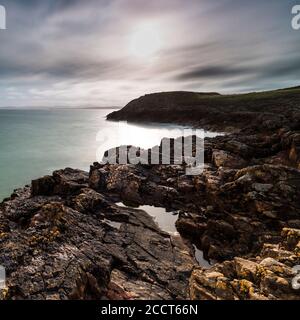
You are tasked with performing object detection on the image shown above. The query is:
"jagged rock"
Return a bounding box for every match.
[89,163,109,190]
[0,175,195,300]
[223,140,253,158]
[212,150,247,168]
[31,175,55,196]
[2,119,300,300]
[190,227,300,300]
[32,168,89,197]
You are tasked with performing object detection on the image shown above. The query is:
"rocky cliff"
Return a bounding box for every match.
[107,87,300,132]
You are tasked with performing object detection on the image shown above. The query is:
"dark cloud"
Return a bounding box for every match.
[1,0,82,10]
[175,54,300,83]
[0,55,123,80]
[262,56,300,79]
[176,65,254,81]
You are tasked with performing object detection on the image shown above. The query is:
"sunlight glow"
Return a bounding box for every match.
[128,23,163,60]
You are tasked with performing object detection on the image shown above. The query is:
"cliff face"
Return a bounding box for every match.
[0,119,300,300]
[107,87,300,132]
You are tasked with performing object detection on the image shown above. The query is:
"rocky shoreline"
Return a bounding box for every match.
[107,88,300,133]
[1,89,300,300]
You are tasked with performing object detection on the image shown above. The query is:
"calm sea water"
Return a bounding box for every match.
[0,109,221,201]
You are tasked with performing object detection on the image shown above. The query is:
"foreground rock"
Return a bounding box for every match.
[190,228,300,300]
[0,169,195,300]
[89,127,300,264]
[1,112,300,299]
[89,124,300,299]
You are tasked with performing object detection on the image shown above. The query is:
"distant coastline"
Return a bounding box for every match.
[107,86,300,132]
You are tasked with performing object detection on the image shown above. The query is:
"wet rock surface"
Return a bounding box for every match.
[1,96,300,299]
[0,169,195,300]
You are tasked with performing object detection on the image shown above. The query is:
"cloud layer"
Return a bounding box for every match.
[0,0,299,107]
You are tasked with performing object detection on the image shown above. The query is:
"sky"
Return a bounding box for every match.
[0,0,299,108]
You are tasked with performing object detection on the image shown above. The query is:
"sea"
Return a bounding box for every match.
[0,108,222,267]
[0,108,220,200]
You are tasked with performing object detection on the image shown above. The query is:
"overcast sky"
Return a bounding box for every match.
[0,0,299,107]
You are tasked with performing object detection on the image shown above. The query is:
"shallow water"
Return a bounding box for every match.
[0,109,222,200]
[142,205,211,267]
[193,245,211,268]
[139,205,179,235]
[117,202,211,268]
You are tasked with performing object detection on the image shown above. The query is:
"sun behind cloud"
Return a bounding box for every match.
[128,22,164,60]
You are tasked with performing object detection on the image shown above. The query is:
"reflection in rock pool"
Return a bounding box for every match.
[193,245,211,269]
[116,203,178,234]
[116,202,211,268]
[103,219,122,230]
